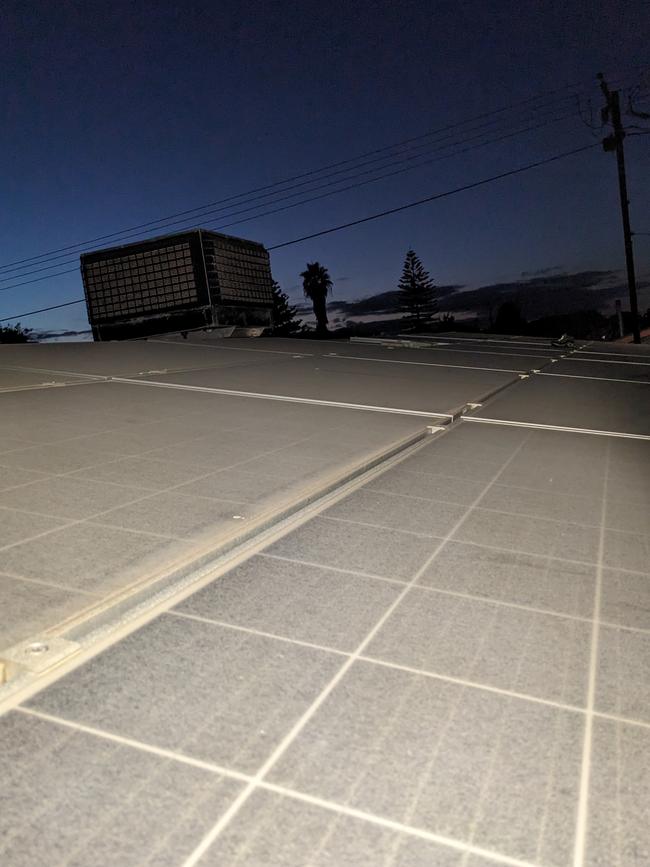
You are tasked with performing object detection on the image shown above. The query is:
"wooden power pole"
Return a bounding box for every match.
[598,73,641,344]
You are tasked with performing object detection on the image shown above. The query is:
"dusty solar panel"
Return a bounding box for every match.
[1,333,649,867]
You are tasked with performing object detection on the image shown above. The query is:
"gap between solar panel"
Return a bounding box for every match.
[0,421,450,701]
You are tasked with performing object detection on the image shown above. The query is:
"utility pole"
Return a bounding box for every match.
[615,298,624,338]
[598,73,641,343]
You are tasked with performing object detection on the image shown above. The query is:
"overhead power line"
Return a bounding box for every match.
[0,109,578,289]
[207,113,578,237]
[0,267,80,292]
[0,97,583,279]
[267,143,599,249]
[2,102,582,280]
[1,106,576,283]
[3,71,639,275]
[2,65,645,284]
[0,141,598,323]
[0,299,86,323]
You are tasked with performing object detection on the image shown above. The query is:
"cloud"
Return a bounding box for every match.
[443,270,621,319]
[521,265,564,277]
[33,328,93,342]
[325,285,464,316]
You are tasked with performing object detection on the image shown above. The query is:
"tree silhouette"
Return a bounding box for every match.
[494,301,527,334]
[301,262,332,337]
[0,323,32,343]
[398,249,437,325]
[271,280,301,336]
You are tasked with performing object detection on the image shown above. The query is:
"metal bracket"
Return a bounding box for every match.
[1,636,80,681]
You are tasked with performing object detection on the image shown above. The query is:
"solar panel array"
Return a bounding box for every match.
[82,241,200,322]
[0,333,648,867]
[202,234,274,306]
[80,231,274,337]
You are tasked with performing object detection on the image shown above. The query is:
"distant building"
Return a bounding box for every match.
[80,229,274,340]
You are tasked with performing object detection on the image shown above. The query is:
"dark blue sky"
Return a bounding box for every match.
[2,0,649,332]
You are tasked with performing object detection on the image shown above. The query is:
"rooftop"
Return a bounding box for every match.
[1,332,649,867]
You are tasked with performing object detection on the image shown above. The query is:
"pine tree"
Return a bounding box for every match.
[271,280,301,336]
[398,249,437,325]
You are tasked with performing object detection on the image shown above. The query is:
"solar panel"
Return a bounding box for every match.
[1,333,649,866]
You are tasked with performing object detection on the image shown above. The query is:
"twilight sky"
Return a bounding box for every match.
[1,0,649,333]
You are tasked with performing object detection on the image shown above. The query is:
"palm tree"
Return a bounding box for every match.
[301,262,332,337]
